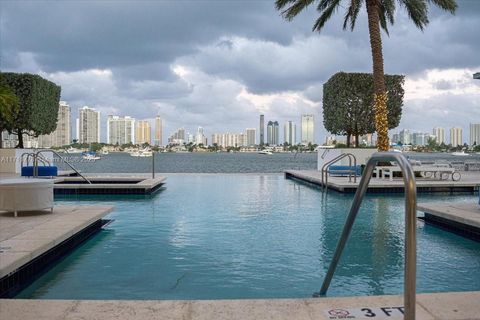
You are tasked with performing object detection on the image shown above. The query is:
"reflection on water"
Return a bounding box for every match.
[17,175,480,300]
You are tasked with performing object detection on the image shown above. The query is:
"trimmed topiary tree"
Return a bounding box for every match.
[1,73,61,148]
[323,72,404,147]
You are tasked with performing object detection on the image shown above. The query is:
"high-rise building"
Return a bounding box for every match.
[259,115,265,145]
[470,123,480,146]
[38,101,71,147]
[245,128,256,146]
[392,133,400,144]
[107,115,135,145]
[135,120,151,145]
[77,106,100,143]
[432,127,446,145]
[450,127,463,147]
[301,114,315,144]
[412,132,428,146]
[399,129,411,145]
[195,127,207,145]
[284,121,296,145]
[154,116,162,146]
[168,128,186,145]
[211,133,245,147]
[266,121,279,145]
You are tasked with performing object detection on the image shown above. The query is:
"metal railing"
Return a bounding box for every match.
[316,152,417,320]
[34,149,91,184]
[21,152,50,168]
[321,153,357,190]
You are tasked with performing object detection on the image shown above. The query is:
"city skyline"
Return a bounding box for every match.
[1,2,478,147]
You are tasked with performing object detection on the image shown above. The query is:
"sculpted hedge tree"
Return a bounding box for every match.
[323,72,404,147]
[276,0,457,151]
[1,73,61,148]
[0,77,20,148]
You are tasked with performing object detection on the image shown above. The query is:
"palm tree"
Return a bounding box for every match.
[0,83,20,148]
[276,0,457,151]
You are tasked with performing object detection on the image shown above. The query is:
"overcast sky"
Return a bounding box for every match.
[1,0,479,144]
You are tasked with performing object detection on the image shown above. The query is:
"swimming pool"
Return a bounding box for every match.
[18,174,480,300]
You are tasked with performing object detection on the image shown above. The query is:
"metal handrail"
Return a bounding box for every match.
[21,152,50,167]
[35,149,91,184]
[321,153,357,190]
[317,152,417,320]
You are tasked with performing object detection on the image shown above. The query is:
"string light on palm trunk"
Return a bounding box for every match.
[374,92,390,151]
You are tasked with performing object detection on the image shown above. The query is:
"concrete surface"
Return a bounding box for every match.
[0,205,113,278]
[285,170,480,192]
[1,291,480,319]
[418,202,480,229]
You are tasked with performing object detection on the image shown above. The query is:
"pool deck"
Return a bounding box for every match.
[0,173,167,195]
[285,170,480,193]
[52,176,167,195]
[1,291,480,319]
[0,205,113,296]
[418,202,480,240]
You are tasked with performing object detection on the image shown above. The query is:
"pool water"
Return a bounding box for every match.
[18,174,480,299]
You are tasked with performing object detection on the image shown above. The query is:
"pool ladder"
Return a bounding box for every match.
[21,149,92,184]
[321,153,357,191]
[317,152,417,320]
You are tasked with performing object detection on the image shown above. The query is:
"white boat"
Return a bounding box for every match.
[101,150,109,155]
[130,148,153,157]
[258,150,273,155]
[65,147,83,154]
[82,152,101,160]
[451,151,470,156]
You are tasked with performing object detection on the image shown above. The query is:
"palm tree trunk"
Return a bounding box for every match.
[366,0,389,151]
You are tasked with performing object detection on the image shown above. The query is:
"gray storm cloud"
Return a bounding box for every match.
[1,0,479,142]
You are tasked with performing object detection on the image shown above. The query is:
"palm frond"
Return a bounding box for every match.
[275,0,297,10]
[313,0,342,32]
[378,0,396,35]
[378,8,390,35]
[382,0,396,25]
[276,0,317,21]
[398,0,429,30]
[427,0,457,13]
[343,0,363,31]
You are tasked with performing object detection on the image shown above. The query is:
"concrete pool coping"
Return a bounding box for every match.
[418,202,480,240]
[1,291,480,319]
[285,170,480,193]
[0,205,113,280]
[52,176,166,195]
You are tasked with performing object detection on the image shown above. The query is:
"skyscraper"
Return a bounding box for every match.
[432,127,445,145]
[259,115,265,145]
[107,115,135,145]
[450,127,463,147]
[211,133,246,147]
[154,116,163,146]
[412,132,428,146]
[266,121,279,145]
[77,106,100,143]
[135,120,151,145]
[195,127,207,145]
[301,114,314,144]
[470,123,480,146]
[245,128,256,146]
[399,129,411,145]
[284,121,296,145]
[38,101,71,147]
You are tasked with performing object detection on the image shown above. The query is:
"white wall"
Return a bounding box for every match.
[317,148,377,170]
